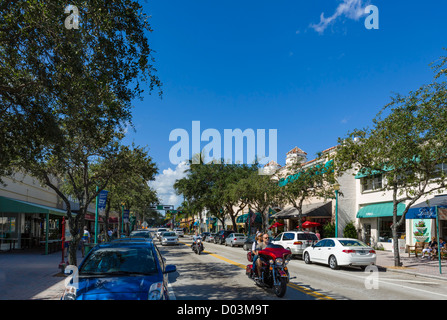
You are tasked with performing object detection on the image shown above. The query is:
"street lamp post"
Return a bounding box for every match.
[333,183,340,238]
[121,202,125,237]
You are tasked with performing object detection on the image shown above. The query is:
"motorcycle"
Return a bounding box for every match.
[192,238,204,255]
[246,243,292,298]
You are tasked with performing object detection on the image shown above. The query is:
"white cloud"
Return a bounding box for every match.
[149,161,189,209]
[310,0,369,34]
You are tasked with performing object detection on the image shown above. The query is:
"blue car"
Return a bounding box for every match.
[62,239,176,300]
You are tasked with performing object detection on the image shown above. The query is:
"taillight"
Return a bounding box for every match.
[369,250,376,254]
[293,241,303,245]
[343,250,355,254]
[234,238,237,241]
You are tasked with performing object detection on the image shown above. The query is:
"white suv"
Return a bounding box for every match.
[272,231,319,257]
[174,228,184,237]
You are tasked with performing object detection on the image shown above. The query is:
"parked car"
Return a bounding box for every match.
[225,233,247,247]
[174,228,184,237]
[201,232,211,241]
[61,239,176,300]
[303,238,376,270]
[206,233,216,242]
[129,229,153,240]
[161,231,179,246]
[156,228,168,240]
[271,231,319,257]
[214,230,235,244]
[243,234,257,251]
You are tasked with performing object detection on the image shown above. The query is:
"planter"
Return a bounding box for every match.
[416,227,427,233]
[414,236,428,242]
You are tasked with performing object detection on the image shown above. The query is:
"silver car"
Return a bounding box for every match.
[174,228,184,237]
[161,232,179,246]
[225,233,247,247]
[156,228,168,240]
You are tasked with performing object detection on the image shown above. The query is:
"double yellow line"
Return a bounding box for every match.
[181,241,335,300]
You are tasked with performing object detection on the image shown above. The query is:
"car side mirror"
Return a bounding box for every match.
[164,264,176,274]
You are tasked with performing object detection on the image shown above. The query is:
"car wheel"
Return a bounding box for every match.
[304,252,311,264]
[329,255,339,270]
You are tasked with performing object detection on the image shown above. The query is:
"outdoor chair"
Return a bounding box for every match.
[408,242,426,258]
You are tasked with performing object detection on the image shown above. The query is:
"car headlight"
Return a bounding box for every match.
[148,282,163,300]
[62,285,77,300]
[275,258,284,266]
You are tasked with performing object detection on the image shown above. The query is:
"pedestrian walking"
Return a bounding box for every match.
[80,226,90,258]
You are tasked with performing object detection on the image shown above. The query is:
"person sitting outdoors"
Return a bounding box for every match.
[422,237,438,259]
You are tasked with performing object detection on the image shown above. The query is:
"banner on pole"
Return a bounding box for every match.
[97,190,108,217]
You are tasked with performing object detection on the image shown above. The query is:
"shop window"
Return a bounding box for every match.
[361,174,382,192]
[378,217,405,242]
[430,163,447,180]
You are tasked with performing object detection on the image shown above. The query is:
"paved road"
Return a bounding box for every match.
[161,236,447,300]
[3,233,447,300]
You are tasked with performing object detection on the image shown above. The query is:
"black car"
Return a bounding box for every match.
[213,230,235,245]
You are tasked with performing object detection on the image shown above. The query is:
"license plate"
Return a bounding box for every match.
[358,250,367,255]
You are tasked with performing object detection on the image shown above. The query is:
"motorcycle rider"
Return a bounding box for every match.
[192,232,203,251]
[251,233,263,278]
[255,233,270,279]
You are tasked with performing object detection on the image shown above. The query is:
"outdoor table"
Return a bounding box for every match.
[40,240,62,254]
[1,238,19,251]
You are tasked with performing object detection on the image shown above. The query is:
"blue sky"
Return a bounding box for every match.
[123,0,447,207]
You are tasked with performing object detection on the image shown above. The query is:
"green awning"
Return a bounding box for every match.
[279,159,334,187]
[356,202,405,218]
[236,212,262,223]
[0,196,67,216]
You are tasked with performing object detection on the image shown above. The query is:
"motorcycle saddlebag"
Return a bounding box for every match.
[247,251,253,262]
[246,264,253,276]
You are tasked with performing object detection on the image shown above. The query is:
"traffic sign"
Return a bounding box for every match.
[149,205,174,210]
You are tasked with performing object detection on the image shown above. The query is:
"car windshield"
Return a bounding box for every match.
[163,232,176,237]
[130,231,151,238]
[338,240,368,247]
[79,247,158,275]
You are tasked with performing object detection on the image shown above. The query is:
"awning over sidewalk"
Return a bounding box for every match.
[405,195,447,219]
[0,196,67,216]
[272,202,332,219]
[356,202,404,218]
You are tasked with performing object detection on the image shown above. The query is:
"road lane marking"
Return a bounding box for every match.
[180,241,335,300]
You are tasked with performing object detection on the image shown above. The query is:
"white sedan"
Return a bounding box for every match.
[303,238,376,270]
[161,232,179,246]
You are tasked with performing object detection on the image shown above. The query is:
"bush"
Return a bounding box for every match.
[343,221,357,239]
[323,223,335,238]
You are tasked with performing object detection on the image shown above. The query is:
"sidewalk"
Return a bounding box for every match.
[375,250,447,281]
[2,248,447,300]
[0,248,81,300]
